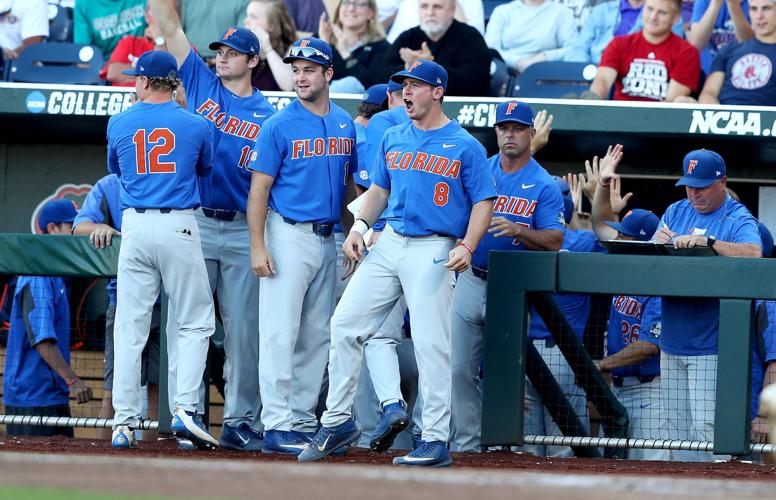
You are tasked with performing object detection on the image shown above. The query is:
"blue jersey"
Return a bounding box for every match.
[692,0,749,73]
[249,99,357,224]
[529,229,604,340]
[659,196,761,355]
[107,101,213,210]
[3,276,70,407]
[607,295,661,378]
[361,106,409,186]
[73,174,122,305]
[180,48,276,211]
[355,122,370,189]
[472,155,564,270]
[371,120,497,238]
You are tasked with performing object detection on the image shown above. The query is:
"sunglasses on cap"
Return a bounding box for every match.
[288,46,331,62]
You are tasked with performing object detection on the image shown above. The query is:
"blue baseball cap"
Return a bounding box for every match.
[387,79,403,93]
[494,100,534,126]
[283,37,333,66]
[362,83,389,106]
[605,209,660,241]
[38,199,77,232]
[562,196,573,225]
[209,26,260,55]
[675,149,726,188]
[554,176,570,197]
[759,222,773,258]
[390,60,448,91]
[122,50,179,78]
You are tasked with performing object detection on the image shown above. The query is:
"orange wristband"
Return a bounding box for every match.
[67,377,77,387]
[458,241,473,255]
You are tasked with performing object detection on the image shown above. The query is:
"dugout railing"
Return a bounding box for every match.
[482,250,776,457]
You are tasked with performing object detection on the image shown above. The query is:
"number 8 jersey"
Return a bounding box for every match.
[107,100,213,210]
[371,119,497,238]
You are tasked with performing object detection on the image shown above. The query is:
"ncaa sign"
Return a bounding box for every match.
[25,91,47,113]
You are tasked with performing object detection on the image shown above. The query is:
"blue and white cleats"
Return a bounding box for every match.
[297,419,360,462]
[262,430,309,456]
[170,407,219,450]
[220,422,263,452]
[393,440,452,467]
[369,402,410,452]
[111,425,136,449]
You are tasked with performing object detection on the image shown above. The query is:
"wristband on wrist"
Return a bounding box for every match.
[351,219,369,236]
[458,241,474,255]
[67,377,78,387]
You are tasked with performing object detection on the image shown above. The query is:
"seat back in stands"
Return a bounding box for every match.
[510,61,598,98]
[483,0,509,23]
[48,2,74,43]
[8,43,104,85]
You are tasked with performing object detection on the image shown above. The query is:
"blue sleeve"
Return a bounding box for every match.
[355,139,371,188]
[691,0,709,23]
[349,125,358,176]
[73,182,108,229]
[763,301,776,362]
[178,48,218,102]
[460,140,497,204]
[533,183,564,231]
[247,119,283,178]
[370,134,391,190]
[731,213,763,247]
[710,42,733,74]
[195,120,214,178]
[22,278,58,346]
[655,205,674,239]
[640,297,662,347]
[364,114,393,177]
[107,120,120,175]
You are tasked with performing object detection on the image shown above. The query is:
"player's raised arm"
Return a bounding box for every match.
[148,0,190,67]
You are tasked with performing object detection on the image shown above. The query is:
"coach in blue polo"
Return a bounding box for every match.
[653,149,761,462]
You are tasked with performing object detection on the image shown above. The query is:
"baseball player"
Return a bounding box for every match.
[73,174,163,443]
[247,37,358,455]
[450,100,565,453]
[3,200,93,437]
[652,149,761,461]
[299,60,497,467]
[150,0,275,451]
[108,50,218,450]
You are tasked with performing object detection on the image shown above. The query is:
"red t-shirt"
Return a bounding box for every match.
[600,32,701,101]
[100,36,153,86]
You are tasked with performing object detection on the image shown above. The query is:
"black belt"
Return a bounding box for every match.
[471,266,488,281]
[612,375,656,387]
[135,208,173,213]
[202,207,238,221]
[282,217,334,237]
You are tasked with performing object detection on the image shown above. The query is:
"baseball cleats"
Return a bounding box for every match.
[170,407,219,450]
[220,422,263,452]
[111,425,136,449]
[369,401,410,453]
[176,437,197,451]
[262,430,309,456]
[393,440,452,467]
[298,419,360,463]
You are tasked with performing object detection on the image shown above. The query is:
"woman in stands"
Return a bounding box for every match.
[244,0,296,91]
[318,0,390,93]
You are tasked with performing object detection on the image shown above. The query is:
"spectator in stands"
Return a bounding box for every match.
[100,1,171,86]
[653,149,761,461]
[680,0,776,105]
[72,174,161,442]
[554,0,593,31]
[568,0,688,65]
[244,0,295,91]
[0,0,48,61]
[688,0,753,73]
[380,0,491,96]
[284,0,327,37]
[74,0,147,61]
[319,0,391,92]
[588,0,701,101]
[181,0,250,66]
[3,200,93,437]
[485,0,580,74]
[386,0,484,42]
[589,144,668,461]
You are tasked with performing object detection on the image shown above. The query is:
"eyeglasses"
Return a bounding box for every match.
[341,0,370,8]
[288,46,331,62]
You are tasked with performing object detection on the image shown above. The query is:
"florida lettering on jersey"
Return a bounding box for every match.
[291,137,354,159]
[612,295,643,320]
[195,98,261,141]
[493,195,538,219]
[607,295,661,378]
[384,150,461,179]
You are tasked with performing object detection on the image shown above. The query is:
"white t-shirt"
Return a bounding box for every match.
[377,0,403,21]
[0,0,49,51]
[386,0,485,43]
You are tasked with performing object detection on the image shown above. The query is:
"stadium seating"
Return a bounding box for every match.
[48,2,74,43]
[8,43,104,85]
[483,0,509,23]
[510,61,598,99]
[489,58,512,97]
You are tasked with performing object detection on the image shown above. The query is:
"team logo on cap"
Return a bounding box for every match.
[623,210,633,219]
[299,39,310,48]
[408,60,423,72]
[505,102,518,115]
[223,28,237,40]
[687,159,699,174]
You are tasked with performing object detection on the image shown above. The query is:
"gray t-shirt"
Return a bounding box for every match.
[182,0,250,59]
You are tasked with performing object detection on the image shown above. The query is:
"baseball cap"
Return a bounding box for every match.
[675,149,726,188]
[38,199,77,233]
[759,222,773,258]
[209,26,260,55]
[604,209,660,241]
[562,196,574,225]
[283,37,332,66]
[122,50,179,78]
[362,83,389,106]
[494,100,534,127]
[387,79,403,94]
[554,176,571,197]
[390,60,448,91]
